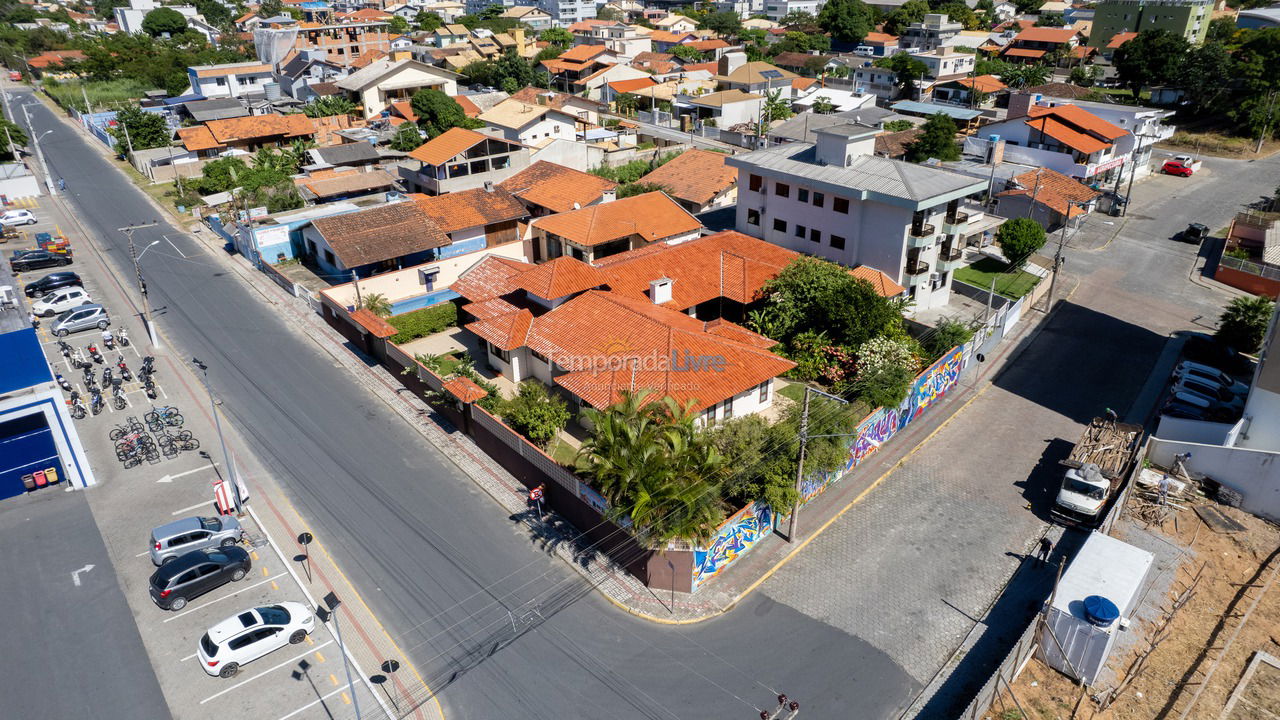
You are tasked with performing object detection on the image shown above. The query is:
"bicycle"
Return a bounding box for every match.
[108,417,146,442]
[145,406,183,432]
[156,427,200,455]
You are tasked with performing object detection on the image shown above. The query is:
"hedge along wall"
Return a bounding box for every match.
[385,302,458,344]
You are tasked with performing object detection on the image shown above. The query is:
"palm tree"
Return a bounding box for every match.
[578,391,726,546]
[762,88,792,124]
[359,292,393,318]
[1216,295,1275,353]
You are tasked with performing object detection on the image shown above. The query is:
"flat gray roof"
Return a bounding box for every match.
[728,142,987,207]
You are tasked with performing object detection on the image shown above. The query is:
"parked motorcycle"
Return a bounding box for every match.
[111,383,126,410]
[55,373,72,392]
[71,347,89,369]
[58,340,72,359]
[102,366,114,388]
[68,391,86,420]
[81,365,95,388]
[101,329,115,351]
[117,327,130,347]
[88,342,103,364]
[140,355,155,377]
[116,356,132,383]
[89,388,104,416]
[142,375,157,400]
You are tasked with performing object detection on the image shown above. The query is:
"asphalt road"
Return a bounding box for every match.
[13,90,918,718]
[0,492,172,720]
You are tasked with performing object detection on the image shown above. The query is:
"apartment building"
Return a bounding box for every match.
[254,18,392,67]
[980,96,1134,184]
[763,0,823,22]
[537,0,596,26]
[899,13,962,52]
[1089,0,1211,48]
[402,127,531,194]
[727,124,988,310]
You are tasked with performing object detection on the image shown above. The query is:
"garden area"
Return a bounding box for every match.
[953,257,1042,299]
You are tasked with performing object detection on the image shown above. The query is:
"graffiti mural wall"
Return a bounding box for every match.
[799,345,967,505]
[690,501,774,591]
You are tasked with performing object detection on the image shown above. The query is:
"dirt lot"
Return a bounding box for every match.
[987,484,1280,720]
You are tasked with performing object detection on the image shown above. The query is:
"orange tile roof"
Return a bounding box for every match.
[301,169,397,198]
[559,44,609,63]
[1027,104,1126,140]
[863,32,897,44]
[593,230,796,310]
[351,49,389,68]
[689,39,729,51]
[235,11,257,23]
[442,376,489,402]
[452,94,481,117]
[340,8,391,20]
[511,256,607,299]
[791,77,817,91]
[567,18,612,32]
[1106,31,1137,49]
[682,61,718,74]
[636,149,736,207]
[541,58,592,73]
[956,74,1006,93]
[1013,26,1079,44]
[849,266,905,298]
[498,160,617,214]
[178,125,222,152]
[608,76,658,94]
[532,192,701,248]
[526,291,794,412]
[462,296,523,320]
[194,62,272,78]
[1003,47,1047,58]
[26,50,86,68]
[408,127,498,166]
[351,308,398,338]
[1027,115,1111,154]
[452,255,535,301]
[205,113,316,143]
[390,100,416,122]
[650,30,695,43]
[998,167,1100,217]
[412,187,527,233]
[1069,45,1095,58]
[311,202,450,268]
[468,307,534,351]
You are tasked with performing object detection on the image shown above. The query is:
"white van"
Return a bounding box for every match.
[854,45,876,56]
[31,285,92,317]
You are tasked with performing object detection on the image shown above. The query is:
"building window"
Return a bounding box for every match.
[812,191,824,208]
[773,218,787,233]
[833,196,849,214]
[775,182,790,198]
[324,249,335,265]
[703,404,717,425]
[810,228,821,243]
[798,188,809,203]
[747,208,761,226]
[794,223,806,238]
[489,342,509,362]
[722,396,734,419]
[758,381,769,403]
[830,234,846,250]
[748,174,763,191]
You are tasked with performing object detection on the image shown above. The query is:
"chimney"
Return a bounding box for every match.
[649,277,673,304]
[813,125,877,167]
[537,92,551,106]
[513,27,525,47]
[484,180,495,192]
[600,188,616,203]
[718,51,746,76]
[1007,91,1034,119]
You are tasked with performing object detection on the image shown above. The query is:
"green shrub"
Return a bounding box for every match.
[386,302,458,343]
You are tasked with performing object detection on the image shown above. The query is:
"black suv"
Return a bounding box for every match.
[10,249,71,273]
[148,546,252,611]
[23,271,82,298]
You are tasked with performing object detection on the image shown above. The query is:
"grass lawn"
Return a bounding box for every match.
[779,382,805,404]
[953,257,1041,300]
[545,436,579,468]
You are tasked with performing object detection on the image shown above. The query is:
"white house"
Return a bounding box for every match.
[335,57,459,118]
[727,124,991,311]
[763,0,823,21]
[477,97,578,144]
[187,61,276,99]
[977,95,1134,185]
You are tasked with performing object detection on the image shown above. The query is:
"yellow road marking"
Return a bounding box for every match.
[261,567,269,577]
[306,636,315,646]
[330,674,339,686]
[341,693,351,705]
[314,651,325,663]
[278,496,442,718]
[271,581,279,591]
[251,551,259,561]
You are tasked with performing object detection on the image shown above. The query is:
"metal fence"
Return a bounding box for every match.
[1219,254,1280,281]
[471,407,580,497]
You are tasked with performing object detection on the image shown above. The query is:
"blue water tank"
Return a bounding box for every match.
[1083,595,1120,627]
[988,134,1001,143]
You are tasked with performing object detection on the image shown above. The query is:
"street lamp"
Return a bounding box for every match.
[118,222,159,347]
[191,357,245,515]
[20,102,55,197]
[787,385,851,543]
[317,592,362,720]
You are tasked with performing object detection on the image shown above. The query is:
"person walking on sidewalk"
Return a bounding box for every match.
[1036,536,1053,567]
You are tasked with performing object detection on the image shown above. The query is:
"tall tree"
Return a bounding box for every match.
[1113,28,1191,97]
[1216,295,1275,353]
[701,9,742,36]
[0,118,28,161]
[939,2,981,30]
[110,105,170,152]
[748,256,904,352]
[1178,43,1234,115]
[995,217,1047,266]
[538,27,573,46]
[882,0,928,35]
[193,0,230,27]
[141,7,188,36]
[671,43,703,62]
[409,88,474,137]
[875,51,929,98]
[904,113,961,162]
[415,10,442,31]
[779,9,816,25]
[389,121,424,151]
[817,0,872,43]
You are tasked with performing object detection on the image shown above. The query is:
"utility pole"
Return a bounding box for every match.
[787,385,849,543]
[1120,132,1157,218]
[121,118,134,156]
[1045,200,1078,312]
[20,102,56,197]
[193,357,246,514]
[1256,90,1277,154]
[351,270,363,308]
[80,83,91,115]
[119,222,159,347]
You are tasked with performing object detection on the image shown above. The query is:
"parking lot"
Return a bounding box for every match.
[9,196,383,720]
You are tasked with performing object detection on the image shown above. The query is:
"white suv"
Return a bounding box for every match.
[0,209,37,226]
[198,603,315,678]
[31,285,92,317]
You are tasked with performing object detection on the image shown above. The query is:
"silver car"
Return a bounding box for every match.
[50,303,109,336]
[150,515,244,566]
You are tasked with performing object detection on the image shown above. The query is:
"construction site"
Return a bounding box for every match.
[983,454,1280,720]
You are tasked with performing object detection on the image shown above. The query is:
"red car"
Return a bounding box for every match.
[1162,160,1194,177]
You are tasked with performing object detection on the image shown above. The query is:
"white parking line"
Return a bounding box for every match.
[198,640,335,705]
[181,652,198,662]
[275,685,348,720]
[171,500,212,516]
[135,550,151,558]
[162,574,283,623]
